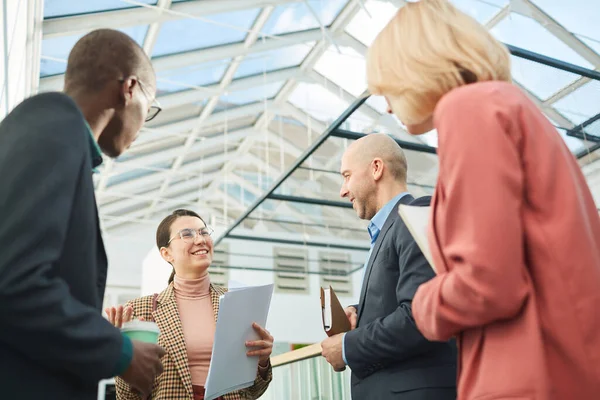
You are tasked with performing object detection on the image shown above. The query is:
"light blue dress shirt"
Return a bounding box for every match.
[341,192,409,365]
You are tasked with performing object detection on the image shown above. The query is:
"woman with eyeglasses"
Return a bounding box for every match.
[367,0,600,399]
[105,209,273,400]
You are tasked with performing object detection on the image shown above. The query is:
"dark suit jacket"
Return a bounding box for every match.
[0,93,124,399]
[345,195,457,400]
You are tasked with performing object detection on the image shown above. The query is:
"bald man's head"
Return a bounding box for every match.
[64,29,155,95]
[340,133,409,220]
[64,29,158,158]
[346,133,408,182]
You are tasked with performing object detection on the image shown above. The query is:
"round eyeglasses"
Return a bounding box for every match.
[167,227,214,245]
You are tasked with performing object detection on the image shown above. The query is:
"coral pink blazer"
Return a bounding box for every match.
[413,81,600,400]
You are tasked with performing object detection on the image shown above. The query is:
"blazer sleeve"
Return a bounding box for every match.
[115,302,144,400]
[236,361,273,399]
[413,87,529,342]
[344,204,440,378]
[0,99,123,383]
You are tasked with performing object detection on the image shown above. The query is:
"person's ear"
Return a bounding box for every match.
[160,246,173,264]
[372,158,384,181]
[119,77,137,106]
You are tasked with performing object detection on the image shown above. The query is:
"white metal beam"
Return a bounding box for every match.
[142,0,172,56]
[100,173,219,215]
[42,0,301,38]
[143,6,276,217]
[150,101,276,134]
[513,0,600,69]
[109,127,251,172]
[38,28,346,92]
[0,0,42,119]
[203,0,364,200]
[103,152,229,194]
[159,67,305,110]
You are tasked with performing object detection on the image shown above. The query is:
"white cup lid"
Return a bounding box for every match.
[121,320,160,334]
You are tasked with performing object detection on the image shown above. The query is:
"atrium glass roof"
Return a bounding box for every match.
[35,0,600,238]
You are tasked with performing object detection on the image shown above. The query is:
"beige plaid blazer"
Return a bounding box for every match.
[115,283,272,399]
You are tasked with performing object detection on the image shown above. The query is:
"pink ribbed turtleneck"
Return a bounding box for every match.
[173,273,215,386]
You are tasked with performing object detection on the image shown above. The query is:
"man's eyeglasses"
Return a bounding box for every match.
[167,227,214,245]
[137,79,162,122]
[118,77,162,122]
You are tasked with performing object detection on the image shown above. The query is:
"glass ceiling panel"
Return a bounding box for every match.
[345,0,397,46]
[531,0,600,45]
[580,36,600,55]
[215,81,284,113]
[289,82,350,124]
[366,95,387,114]
[450,0,506,24]
[314,46,366,97]
[556,126,586,154]
[156,59,230,95]
[261,0,348,36]
[511,56,580,100]
[40,25,148,77]
[44,0,157,18]
[234,43,313,79]
[491,13,593,69]
[152,8,260,57]
[553,80,600,125]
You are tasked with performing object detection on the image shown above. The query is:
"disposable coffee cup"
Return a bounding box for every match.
[121,320,160,344]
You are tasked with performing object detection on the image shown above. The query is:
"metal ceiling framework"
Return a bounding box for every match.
[28,0,600,241]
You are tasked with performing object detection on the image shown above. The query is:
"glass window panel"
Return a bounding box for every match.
[510,56,580,100]
[314,46,366,97]
[366,95,387,114]
[579,36,600,56]
[234,43,313,79]
[215,81,284,112]
[556,126,586,153]
[261,0,347,36]
[553,80,600,125]
[152,9,260,57]
[156,59,230,95]
[491,13,593,69]
[289,83,373,132]
[44,0,157,18]
[289,82,350,123]
[450,0,505,24]
[345,1,397,46]
[305,0,348,26]
[530,0,600,44]
[40,25,148,77]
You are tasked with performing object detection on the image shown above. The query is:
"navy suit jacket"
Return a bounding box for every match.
[345,195,457,399]
[0,93,124,399]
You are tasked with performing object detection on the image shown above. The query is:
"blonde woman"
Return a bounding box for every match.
[366,1,600,399]
[106,209,273,400]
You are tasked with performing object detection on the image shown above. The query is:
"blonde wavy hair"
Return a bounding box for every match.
[367,0,511,125]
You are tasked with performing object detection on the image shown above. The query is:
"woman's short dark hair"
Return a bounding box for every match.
[156,209,206,284]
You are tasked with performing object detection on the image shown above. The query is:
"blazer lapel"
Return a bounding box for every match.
[152,284,193,398]
[357,195,414,322]
[209,284,226,323]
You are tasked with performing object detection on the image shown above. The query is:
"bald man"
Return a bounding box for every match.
[321,134,457,400]
[0,29,164,399]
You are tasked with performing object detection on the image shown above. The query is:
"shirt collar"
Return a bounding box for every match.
[85,121,103,172]
[367,192,410,244]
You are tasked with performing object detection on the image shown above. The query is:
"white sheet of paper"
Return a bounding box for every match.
[397,204,437,273]
[227,280,249,291]
[204,284,274,400]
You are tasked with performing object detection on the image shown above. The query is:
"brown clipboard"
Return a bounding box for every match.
[320,286,351,337]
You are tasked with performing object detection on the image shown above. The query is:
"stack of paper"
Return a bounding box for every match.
[204,284,274,400]
[397,204,437,273]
